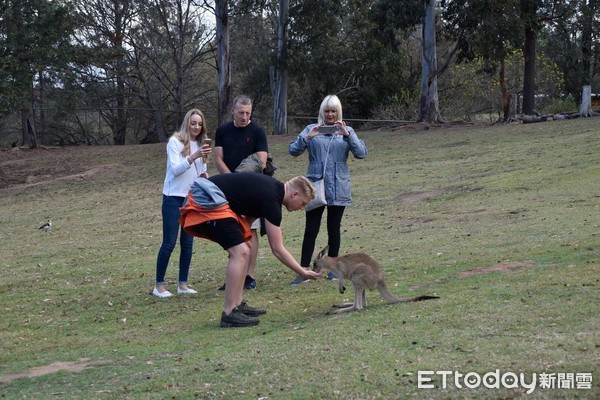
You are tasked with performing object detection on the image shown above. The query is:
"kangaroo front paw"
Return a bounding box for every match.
[339,286,346,294]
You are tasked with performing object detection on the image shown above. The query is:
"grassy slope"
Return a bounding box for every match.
[0,119,598,399]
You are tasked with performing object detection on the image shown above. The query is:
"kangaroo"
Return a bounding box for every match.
[312,246,439,313]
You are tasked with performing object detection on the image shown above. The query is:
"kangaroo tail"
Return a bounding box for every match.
[377,281,403,303]
[394,295,440,303]
[378,281,440,303]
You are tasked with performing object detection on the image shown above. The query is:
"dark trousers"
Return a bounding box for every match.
[300,205,346,267]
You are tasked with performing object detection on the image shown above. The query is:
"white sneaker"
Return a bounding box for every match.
[177,287,198,295]
[153,287,173,298]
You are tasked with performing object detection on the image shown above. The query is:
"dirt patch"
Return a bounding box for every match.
[21,163,122,188]
[0,358,111,383]
[399,186,462,203]
[0,146,124,191]
[458,261,536,278]
[411,261,536,290]
[400,189,450,203]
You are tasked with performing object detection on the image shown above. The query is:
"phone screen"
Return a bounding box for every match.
[319,126,336,134]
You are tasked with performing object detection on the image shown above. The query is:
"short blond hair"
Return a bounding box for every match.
[317,95,343,125]
[288,176,316,200]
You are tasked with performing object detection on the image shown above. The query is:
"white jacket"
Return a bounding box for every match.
[162,136,207,197]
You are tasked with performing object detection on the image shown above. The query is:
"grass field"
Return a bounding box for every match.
[0,118,598,399]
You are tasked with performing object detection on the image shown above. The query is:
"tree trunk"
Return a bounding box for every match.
[154,108,167,142]
[112,5,128,145]
[271,0,289,135]
[418,0,443,123]
[499,59,509,120]
[147,84,167,142]
[38,70,48,146]
[580,0,595,87]
[21,105,38,148]
[114,76,127,145]
[579,85,595,117]
[216,0,232,127]
[522,23,537,115]
[508,93,518,121]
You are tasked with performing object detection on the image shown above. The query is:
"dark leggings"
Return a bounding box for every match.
[300,205,346,267]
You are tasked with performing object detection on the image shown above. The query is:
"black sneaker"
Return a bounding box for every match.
[244,275,257,289]
[220,308,260,328]
[237,301,267,317]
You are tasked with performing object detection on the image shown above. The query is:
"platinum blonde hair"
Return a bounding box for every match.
[317,95,343,125]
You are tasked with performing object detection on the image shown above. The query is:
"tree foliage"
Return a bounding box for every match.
[0,0,77,146]
[0,0,598,147]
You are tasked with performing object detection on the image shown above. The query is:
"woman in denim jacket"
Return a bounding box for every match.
[288,95,367,284]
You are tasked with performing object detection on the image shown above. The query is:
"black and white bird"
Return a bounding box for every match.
[38,219,52,233]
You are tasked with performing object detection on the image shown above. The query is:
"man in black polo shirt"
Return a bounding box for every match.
[180,173,322,327]
[214,95,269,290]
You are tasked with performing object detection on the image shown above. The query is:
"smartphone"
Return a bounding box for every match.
[201,138,211,160]
[319,125,337,134]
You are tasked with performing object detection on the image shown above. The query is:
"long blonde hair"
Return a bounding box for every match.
[173,108,208,156]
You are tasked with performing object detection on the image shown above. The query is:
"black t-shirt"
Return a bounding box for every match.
[209,173,285,227]
[214,121,269,171]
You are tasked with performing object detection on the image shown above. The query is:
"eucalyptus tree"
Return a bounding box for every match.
[0,0,77,147]
[271,0,289,135]
[74,0,137,145]
[519,0,576,115]
[442,0,523,121]
[203,0,269,125]
[577,0,599,116]
[213,0,232,125]
[228,4,274,112]
[579,0,598,88]
[370,0,446,123]
[286,0,348,111]
[418,0,443,122]
[539,0,599,103]
[129,0,215,141]
[285,0,382,118]
[225,0,384,130]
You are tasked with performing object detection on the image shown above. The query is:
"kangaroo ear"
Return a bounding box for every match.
[317,245,329,259]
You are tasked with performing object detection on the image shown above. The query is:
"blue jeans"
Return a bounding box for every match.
[156,195,194,285]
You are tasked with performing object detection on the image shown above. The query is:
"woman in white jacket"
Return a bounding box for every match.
[154,109,212,298]
[288,95,367,284]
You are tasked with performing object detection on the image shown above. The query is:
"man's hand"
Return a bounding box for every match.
[301,268,322,280]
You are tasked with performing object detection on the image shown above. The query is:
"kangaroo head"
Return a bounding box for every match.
[312,245,330,272]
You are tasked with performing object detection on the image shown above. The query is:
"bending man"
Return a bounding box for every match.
[180,173,322,327]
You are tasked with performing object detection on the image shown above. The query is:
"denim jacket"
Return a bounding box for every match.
[288,124,367,206]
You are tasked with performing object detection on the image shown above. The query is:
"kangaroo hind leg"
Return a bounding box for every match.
[354,288,367,310]
[331,284,361,314]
